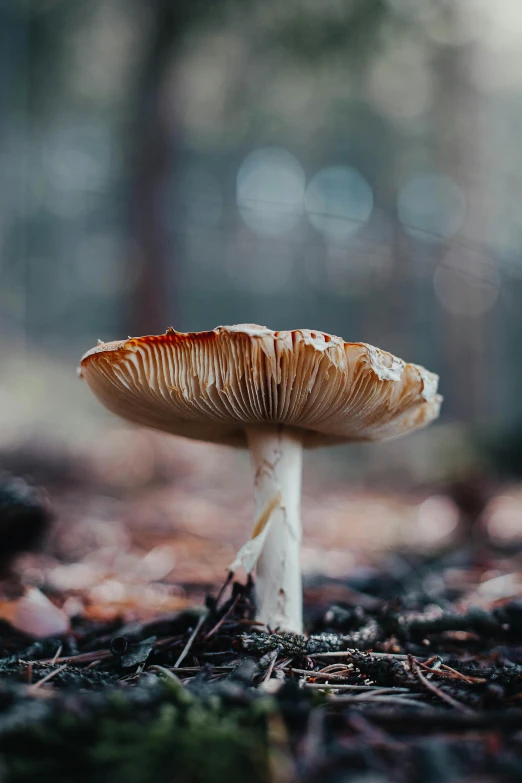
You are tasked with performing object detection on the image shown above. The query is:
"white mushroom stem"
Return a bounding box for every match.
[246,425,304,635]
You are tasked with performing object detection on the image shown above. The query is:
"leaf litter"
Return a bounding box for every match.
[1,472,522,780]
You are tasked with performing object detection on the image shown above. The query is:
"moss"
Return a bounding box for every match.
[0,680,273,783]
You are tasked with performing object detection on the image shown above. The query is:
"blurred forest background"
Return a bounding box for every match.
[2,0,522,606]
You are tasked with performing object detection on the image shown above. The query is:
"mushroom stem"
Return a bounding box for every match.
[246,425,303,635]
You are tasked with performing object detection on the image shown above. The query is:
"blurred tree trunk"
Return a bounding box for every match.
[128,1,183,336]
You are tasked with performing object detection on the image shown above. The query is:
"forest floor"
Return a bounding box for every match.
[1,547,522,781]
[0,462,522,782]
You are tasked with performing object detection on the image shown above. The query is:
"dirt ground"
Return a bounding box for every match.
[0,433,522,782]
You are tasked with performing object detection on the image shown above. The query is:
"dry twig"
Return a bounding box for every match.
[174,614,208,668]
[28,664,69,693]
[409,656,474,714]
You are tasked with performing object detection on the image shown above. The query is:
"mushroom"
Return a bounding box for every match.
[79,325,441,635]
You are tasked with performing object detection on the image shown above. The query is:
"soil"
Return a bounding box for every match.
[1,472,522,782]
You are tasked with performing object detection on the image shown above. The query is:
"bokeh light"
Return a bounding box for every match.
[367,45,432,122]
[237,148,305,236]
[416,495,459,542]
[433,248,500,317]
[305,166,373,242]
[42,123,114,219]
[397,173,466,242]
[484,493,522,544]
[46,124,113,194]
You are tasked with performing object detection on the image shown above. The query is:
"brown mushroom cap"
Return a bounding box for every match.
[79,324,442,448]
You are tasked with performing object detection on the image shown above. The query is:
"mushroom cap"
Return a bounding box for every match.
[79,324,442,448]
